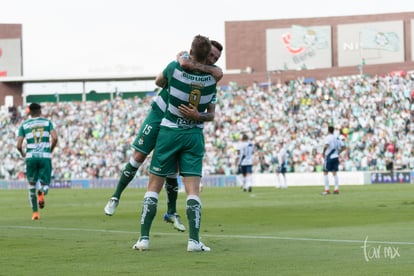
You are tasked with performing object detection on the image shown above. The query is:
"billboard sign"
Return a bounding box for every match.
[337,21,404,67]
[0,38,22,77]
[371,172,411,184]
[412,19,414,61]
[266,25,332,71]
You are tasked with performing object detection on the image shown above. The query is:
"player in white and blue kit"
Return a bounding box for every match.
[276,141,288,189]
[322,126,346,195]
[237,134,254,192]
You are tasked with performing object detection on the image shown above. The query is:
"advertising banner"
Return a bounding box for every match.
[266,25,332,71]
[0,38,22,77]
[337,21,404,67]
[370,172,411,184]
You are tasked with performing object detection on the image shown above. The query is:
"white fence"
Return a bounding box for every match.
[1,171,412,190]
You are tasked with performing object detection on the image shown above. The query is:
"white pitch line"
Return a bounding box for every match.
[2,225,414,246]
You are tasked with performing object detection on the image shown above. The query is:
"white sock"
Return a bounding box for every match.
[247,175,253,188]
[334,175,339,191]
[129,157,142,168]
[324,175,330,191]
[276,175,281,187]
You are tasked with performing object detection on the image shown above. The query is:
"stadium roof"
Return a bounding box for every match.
[0,74,156,83]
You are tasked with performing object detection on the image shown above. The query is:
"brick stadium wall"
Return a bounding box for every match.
[220,12,414,86]
[0,24,23,106]
[2,14,414,104]
[0,24,22,39]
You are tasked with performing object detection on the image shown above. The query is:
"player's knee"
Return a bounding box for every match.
[132,150,147,163]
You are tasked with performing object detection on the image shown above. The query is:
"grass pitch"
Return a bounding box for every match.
[1,184,413,275]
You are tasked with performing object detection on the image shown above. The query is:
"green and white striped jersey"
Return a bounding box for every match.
[151,87,168,113]
[160,61,217,129]
[18,117,55,159]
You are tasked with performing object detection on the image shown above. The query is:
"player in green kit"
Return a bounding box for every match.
[17,103,58,220]
[104,41,223,233]
[133,35,216,252]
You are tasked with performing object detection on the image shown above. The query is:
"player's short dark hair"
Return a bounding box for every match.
[211,40,223,52]
[328,126,334,133]
[29,103,41,111]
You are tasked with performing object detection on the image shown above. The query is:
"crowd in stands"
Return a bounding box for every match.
[1,73,414,180]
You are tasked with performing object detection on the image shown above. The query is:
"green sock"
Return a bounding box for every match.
[186,197,202,242]
[140,195,158,239]
[165,177,178,215]
[112,162,139,199]
[29,187,37,212]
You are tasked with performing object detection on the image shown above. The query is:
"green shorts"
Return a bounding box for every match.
[150,127,205,177]
[26,158,52,185]
[131,106,163,155]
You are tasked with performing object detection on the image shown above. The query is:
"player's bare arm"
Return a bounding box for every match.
[178,52,223,82]
[16,136,25,157]
[178,103,215,122]
[155,72,167,88]
[50,129,58,152]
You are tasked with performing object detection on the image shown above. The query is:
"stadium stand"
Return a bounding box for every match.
[1,73,414,181]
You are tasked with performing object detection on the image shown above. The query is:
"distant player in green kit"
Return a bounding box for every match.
[17,103,58,220]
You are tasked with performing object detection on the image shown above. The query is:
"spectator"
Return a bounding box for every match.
[1,72,414,179]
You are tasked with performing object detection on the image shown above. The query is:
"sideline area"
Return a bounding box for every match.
[1,171,412,190]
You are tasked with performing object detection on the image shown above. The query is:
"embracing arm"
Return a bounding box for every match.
[178,102,216,122]
[155,72,168,88]
[202,102,216,122]
[178,52,223,82]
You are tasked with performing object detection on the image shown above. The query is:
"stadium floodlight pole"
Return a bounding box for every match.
[22,90,27,107]
[82,81,86,102]
[360,46,364,75]
[55,92,59,103]
[267,71,271,93]
[359,32,364,76]
[361,58,365,75]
